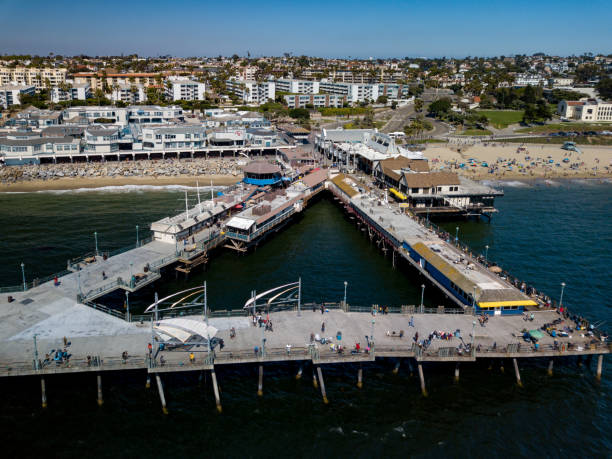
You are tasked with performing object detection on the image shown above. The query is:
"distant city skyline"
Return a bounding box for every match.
[1,0,611,58]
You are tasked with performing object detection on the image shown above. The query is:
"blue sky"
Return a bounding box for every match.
[1,0,610,57]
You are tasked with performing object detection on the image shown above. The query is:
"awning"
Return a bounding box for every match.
[477,300,538,308]
[389,188,407,201]
[226,216,255,230]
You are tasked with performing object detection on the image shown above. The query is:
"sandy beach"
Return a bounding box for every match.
[424,143,612,180]
[0,174,242,192]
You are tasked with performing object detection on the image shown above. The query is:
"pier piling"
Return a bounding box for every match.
[40,377,47,409]
[312,369,318,389]
[500,360,505,374]
[547,359,554,376]
[513,358,523,387]
[392,360,400,375]
[211,369,222,413]
[146,375,151,389]
[155,375,168,415]
[257,365,263,397]
[316,366,328,404]
[597,355,604,381]
[454,363,460,383]
[418,363,428,397]
[357,366,363,389]
[295,366,303,380]
[97,374,103,406]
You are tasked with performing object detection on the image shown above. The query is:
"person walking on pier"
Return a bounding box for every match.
[409,316,414,327]
[321,322,325,333]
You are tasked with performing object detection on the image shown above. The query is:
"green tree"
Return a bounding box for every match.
[522,104,537,124]
[596,77,612,100]
[427,97,451,117]
[414,98,423,112]
[288,108,310,120]
[536,99,552,120]
[376,95,388,104]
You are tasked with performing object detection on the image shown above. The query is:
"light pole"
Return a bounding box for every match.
[472,286,476,308]
[455,226,459,244]
[471,320,476,352]
[136,225,139,247]
[420,284,425,312]
[125,291,130,322]
[33,333,40,370]
[485,245,489,263]
[20,262,26,292]
[343,281,348,307]
[559,282,566,309]
[371,319,375,349]
[94,231,98,256]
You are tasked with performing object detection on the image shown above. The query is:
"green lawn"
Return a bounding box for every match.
[459,128,493,136]
[516,122,612,134]
[476,110,524,129]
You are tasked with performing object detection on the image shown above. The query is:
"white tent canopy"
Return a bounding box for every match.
[154,318,218,343]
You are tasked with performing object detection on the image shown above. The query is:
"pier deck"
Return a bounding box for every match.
[0,306,608,378]
[0,168,608,384]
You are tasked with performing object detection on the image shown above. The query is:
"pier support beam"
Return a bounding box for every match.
[295,366,303,380]
[418,363,428,397]
[547,359,554,376]
[97,374,103,406]
[41,377,47,409]
[454,363,460,383]
[155,375,168,415]
[211,369,222,413]
[597,355,604,381]
[357,366,363,389]
[257,365,263,397]
[513,358,523,387]
[312,369,318,389]
[392,361,400,375]
[577,356,583,368]
[500,359,505,374]
[316,366,328,404]
[146,375,151,389]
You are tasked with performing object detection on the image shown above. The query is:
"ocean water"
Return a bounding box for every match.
[0,180,610,458]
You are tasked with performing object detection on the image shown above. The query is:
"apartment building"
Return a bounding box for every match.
[141,126,207,150]
[284,94,346,108]
[84,126,119,153]
[0,132,80,159]
[63,106,129,125]
[73,72,159,91]
[0,67,67,90]
[514,74,546,87]
[165,76,206,101]
[557,99,612,122]
[275,79,320,94]
[225,80,275,104]
[51,83,92,103]
[111,83,146,104]
[319,81,379,103]
[0,84,36,108]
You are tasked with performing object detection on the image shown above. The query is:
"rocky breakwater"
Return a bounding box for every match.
[0,159,243,184]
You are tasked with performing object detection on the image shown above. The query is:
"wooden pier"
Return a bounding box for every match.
[0,168,609,413]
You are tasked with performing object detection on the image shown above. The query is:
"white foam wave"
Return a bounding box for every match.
[501,180,531,188]
[1,184,229,194]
